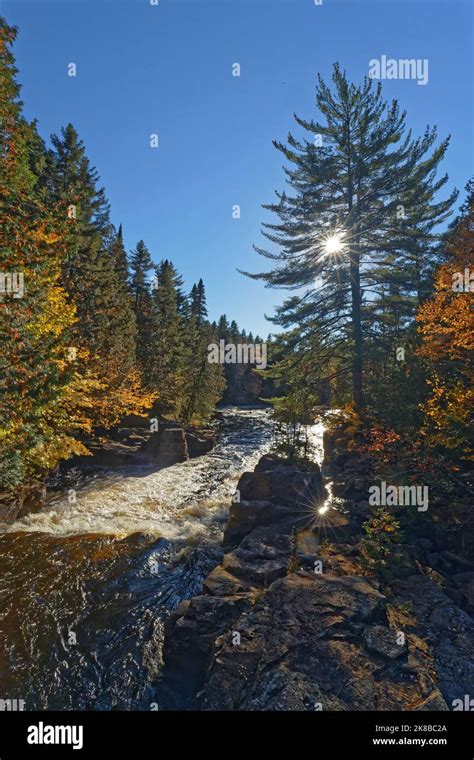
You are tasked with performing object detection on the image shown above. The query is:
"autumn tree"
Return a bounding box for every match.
[417,184,474,461]
[0,19,86,489]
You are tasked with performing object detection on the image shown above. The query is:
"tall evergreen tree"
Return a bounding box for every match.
[242,64,457,409]
[229,320,239,343]
[149,259,185,415]
[129,239,154,375]
[111,224,129,283]
[105,223,138,383]
[190,278,208,324]
[130,240,154,310]
[47,123,114,352]
[181,322,226,426]
[217,314,229,340]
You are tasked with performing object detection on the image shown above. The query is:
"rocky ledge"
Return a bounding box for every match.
[161,453,474,711]
[70,416,217,470]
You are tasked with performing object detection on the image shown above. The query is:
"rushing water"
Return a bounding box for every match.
[0,407,281,710]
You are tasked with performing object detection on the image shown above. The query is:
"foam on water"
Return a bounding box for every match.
[0,407,274,538]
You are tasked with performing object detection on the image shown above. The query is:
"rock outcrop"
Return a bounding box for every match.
[145,425,188,466]
[161,452,474,711]
[59,419,217,471]
[224,454,326,547]
[186,429,216,459]
[0,481,46,524]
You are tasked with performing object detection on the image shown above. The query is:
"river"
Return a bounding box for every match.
[0,408,274,709]
[0,407,328,710]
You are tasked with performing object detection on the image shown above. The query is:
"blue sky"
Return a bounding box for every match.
[4,0,473,337]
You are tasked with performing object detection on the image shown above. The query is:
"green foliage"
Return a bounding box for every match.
[129,239,155,376]
[148,259,185,416]
[189,278,207,324]
[215,314,266,404]
[44,123,149,428]
[269,388,318,463]
[180,319,226,426]
[242,63,457,410]
[360,508,405,579]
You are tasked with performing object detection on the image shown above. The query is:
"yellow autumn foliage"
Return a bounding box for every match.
[416,208,473,461]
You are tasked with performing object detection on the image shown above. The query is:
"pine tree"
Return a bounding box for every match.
[104,223,138,390]
[181,281,225,424]
[180,320,224,426]
[111,224,129,283]
[242,64,457,409]
[130,240,153,309]
[149,259,185,416]
[217,314,229,340]
[47,123,114,352]
[129,239,154,375]
[190,278,208,324]
[229,320,239,343]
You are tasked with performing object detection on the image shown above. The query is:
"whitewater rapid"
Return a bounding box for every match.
[0,407,275,540]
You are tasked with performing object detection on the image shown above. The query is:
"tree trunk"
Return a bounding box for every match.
[346,143,364,410]
[349,252,364,408]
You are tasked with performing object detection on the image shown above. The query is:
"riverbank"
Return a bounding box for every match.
[160,436,474,710]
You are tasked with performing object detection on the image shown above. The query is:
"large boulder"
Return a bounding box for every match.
[144,425,188,466]
[222,525,292,586]
[197,572,449,711]
[322,424,350,474]
[163,567,455,711]
[237,456,325,509]
[162,592,254,706]
[224,499,296,548]
[185,429,216,459]
[0,481,46,524]
[81,441,145,467]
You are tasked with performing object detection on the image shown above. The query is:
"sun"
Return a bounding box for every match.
[323,232,345,256]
